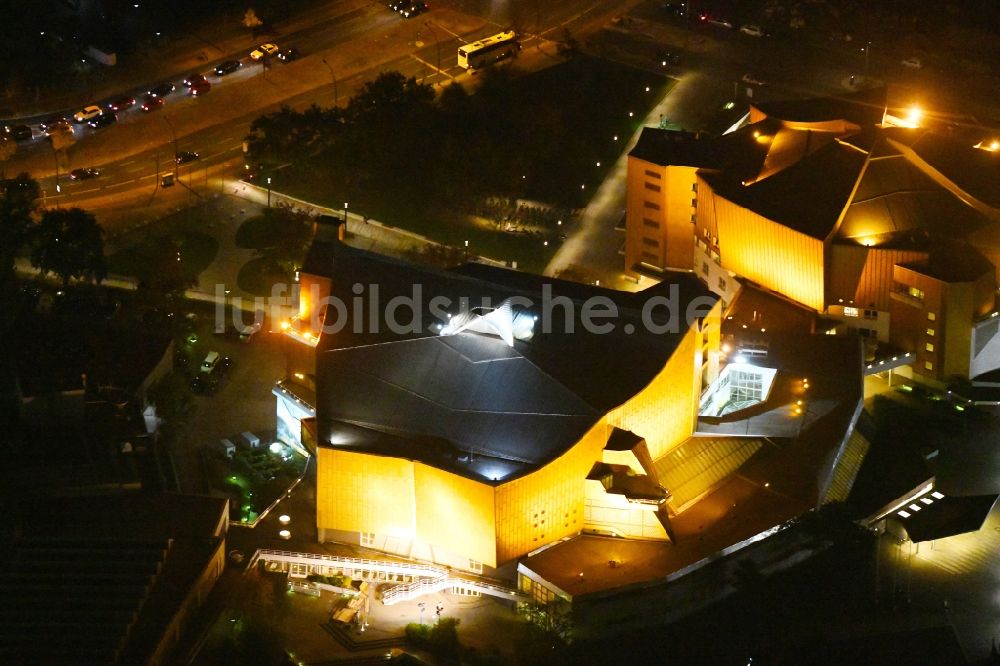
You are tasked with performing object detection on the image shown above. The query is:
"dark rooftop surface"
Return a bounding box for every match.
[629,128,727,168]
[311,242,718,482]
[3,493,227,664]
[887,127,1000,208]
[751,86,888,126]
[703,139,866,240]
[896,242,994,283]
[900,493,999,542]
[3,309,171,397]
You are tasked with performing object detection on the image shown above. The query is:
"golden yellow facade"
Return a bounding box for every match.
[315,322,713,567]
[494,420,609,564]
[414,463,496,567]
[316,448,416,539]
[625,158,699,275]
[710,191,825,311]
[606,324,701,461]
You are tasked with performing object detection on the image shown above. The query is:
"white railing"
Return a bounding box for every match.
[251,548,528,604]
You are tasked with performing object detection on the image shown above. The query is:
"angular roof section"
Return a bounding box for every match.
[702,139,866,240]
[836,151,993,245]
[751,86,888,126]
[311,242,719,482]
[885,127,1000,209]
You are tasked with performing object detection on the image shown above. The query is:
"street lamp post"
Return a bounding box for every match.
[424,20,442,79]
[162,115,179,174]
[322,58,339,107]
[863,41,871,77]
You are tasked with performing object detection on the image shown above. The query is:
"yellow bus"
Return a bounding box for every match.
[457,31,520,70]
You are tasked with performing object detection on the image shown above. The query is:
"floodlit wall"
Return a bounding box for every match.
[827,243,927,312]
[414,463,496,567]
[625,158,699,275]
[607,324,701,461]
[494,421,608,564]
[583,479,668,540]
[704,182,825,311]
[316,448,416,542]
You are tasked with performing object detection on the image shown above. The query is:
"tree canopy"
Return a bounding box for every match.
[29,207,107,287]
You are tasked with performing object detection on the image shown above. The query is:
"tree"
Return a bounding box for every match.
[240,205,314,273]
[242,8,263,36]
[135,237,198,311]
[0,136,15,180]
[29,207,107,287]
[0,172,40,287]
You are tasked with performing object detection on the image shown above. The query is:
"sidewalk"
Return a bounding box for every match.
[544,71,711,291]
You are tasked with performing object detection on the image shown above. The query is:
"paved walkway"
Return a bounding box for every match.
[544,70,721,291]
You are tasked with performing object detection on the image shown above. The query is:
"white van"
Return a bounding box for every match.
[201,351,220,373]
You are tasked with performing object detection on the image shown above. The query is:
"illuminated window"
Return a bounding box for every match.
[927,312,936,321]
[468,559,483,574]
[926,328,935,336]
[360,532,375,547]
[643,200,660,210]
[925,342,934,352]
[642,218,659,228]
[644,169,661,179]
[844,307,859,317]
[924,361,933,371]
[907,286,924,300]
[644,182,661,192]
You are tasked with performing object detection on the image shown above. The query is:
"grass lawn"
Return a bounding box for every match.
[108,230,218,281]
[238,256,292,297]
[269,55,673,274]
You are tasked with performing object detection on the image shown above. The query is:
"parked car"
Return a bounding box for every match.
[183,73,207,87]
[740,24,764,37]
[277,47,300,62]
[901,57,923,69]
[44,120,74,137]
[708,17,734,29]
[190,80,211,96]
[88,113,117,129]
[161,173,175,187]
[250,43,279,60]
[72,105,103,123]
[141,96,165,112]
[741,73,767,86]
[147,82,176,98]
[69,167,100,180]
[215,60,242,76]
[201,351,220,374]
[109,96,136,112]
[175,151,199,164]
[5,124,32,141]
